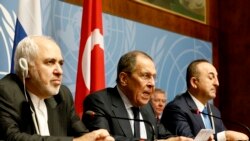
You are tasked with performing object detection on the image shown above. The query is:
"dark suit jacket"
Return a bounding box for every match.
[161,91,225,139]
[82,86,174,141]
[0,74,88,141]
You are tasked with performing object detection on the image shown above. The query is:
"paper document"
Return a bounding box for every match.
[194,129,214,141]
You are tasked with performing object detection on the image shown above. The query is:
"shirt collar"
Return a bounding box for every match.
[28,91,45,108]
[188,91,206,112]
[117,86,133,110]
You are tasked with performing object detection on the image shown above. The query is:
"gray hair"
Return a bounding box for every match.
[116,50,153,83]
[14,35,54,77]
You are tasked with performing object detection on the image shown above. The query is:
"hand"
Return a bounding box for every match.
[208,134,215,141]
[158,136,194,141]
[73,129,114,141]
[225,130,249,141]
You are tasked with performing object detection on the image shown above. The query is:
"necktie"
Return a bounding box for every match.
[202,106,212,129]
[131,107,140,138]
[156,116,160,124]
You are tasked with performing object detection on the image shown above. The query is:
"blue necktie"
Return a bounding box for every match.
[202,107,212,129]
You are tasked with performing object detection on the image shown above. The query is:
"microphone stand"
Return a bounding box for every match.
[191,109,250,136]
[86,111,156,141]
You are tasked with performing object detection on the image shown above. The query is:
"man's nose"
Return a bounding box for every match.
[54,63,63,75]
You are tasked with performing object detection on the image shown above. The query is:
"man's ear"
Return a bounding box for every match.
[119,72,128,86]
[190,77,198,89]
[19,58,28,78]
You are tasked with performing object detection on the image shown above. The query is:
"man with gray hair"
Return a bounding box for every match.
[0,35,114,141]
[82,50,194,141]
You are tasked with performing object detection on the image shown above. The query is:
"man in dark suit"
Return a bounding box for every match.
[82,50,193,141]
[161,59,248,141]
[150,88,167,121]
[0,35,114,141]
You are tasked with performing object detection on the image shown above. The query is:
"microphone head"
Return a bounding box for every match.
[85,110,96,117]
[190,109,200,115]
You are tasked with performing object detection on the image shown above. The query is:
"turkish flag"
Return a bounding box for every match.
[75,0,105,117]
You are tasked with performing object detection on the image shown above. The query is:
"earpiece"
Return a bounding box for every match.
[19,58,28,78]
[18,57,39,134]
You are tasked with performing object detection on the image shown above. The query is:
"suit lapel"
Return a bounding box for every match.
[111,88,133,137]
[45,93,67,136]
[184,92,205,129]
[140,104,155,140]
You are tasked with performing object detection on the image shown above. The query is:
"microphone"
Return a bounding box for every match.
[85,110,156,141]
[191,109,250,136]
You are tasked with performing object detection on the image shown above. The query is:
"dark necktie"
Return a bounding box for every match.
[202,106,212,129]
[131,107,140,138]
[156,116,160,126]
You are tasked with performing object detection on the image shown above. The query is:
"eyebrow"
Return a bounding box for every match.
[44,58,64,63]
[208,72,217,77]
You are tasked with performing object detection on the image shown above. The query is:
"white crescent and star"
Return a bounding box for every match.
[81,28,104,90]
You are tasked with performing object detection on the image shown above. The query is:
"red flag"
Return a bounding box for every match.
[75,0,105,117]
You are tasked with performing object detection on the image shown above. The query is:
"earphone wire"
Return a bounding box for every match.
[22,71,40,135]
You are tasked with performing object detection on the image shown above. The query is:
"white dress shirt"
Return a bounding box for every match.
[117,86,147,139]
[189,92,226,141]
[29,92,50,136]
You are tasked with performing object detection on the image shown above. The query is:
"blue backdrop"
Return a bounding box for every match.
[0,0,212,101]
